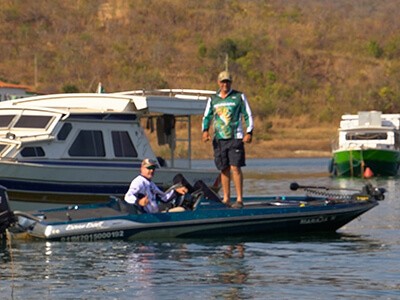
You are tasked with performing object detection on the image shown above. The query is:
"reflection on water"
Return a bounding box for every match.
[1,158,400,299]
[2,231,398,299]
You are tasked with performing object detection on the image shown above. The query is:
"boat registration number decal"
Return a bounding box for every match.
[60,230,124,242]
[300,216,335,224]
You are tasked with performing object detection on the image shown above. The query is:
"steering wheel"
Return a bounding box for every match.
[164,183,184,194]
[179,189,204,210]
[163,183,186,209]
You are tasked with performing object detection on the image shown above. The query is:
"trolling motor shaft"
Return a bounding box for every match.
[290,182,385,201]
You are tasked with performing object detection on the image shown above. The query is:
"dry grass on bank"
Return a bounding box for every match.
[250,115,337,158]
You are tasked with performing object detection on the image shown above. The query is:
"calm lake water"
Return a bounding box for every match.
[1,158,399,299]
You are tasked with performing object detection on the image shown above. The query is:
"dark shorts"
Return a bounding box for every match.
[212,139,246,170]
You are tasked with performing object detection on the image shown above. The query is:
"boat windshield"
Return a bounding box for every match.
[346,132,388,140]
[0,143,8,153]
[0,113,54,130]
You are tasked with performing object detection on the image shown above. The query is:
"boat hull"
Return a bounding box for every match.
[14,197,378,242]
[331,149,400,177]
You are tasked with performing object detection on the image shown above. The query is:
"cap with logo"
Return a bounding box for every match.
[218,71,232,82]
[141,158,157,169]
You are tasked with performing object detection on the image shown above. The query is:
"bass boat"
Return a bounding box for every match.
[0,180,385,242]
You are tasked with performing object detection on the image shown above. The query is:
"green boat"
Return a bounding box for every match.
[330,111,400,177]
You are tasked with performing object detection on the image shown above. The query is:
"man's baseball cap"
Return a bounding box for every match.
[141,158,157,169]
[218,71,232,82]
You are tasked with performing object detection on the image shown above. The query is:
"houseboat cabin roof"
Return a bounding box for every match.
[0,90,212,116]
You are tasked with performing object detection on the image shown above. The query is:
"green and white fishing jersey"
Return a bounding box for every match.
[202,89,254,140]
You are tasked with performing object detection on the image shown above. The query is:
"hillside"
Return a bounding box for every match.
[1,0,399,157]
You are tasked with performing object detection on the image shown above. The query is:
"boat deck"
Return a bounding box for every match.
[33,206,125,223]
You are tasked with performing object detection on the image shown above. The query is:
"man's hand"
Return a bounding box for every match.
[202,131,210,142]
[137,194,149,207]
[243,133,252,143]
[175,186,188,195]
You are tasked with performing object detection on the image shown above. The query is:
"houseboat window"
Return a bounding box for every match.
[14,115,53,129]
[21,147,45,157]
[112,131,138,157]
[68,130,105,157]
[346,132,388,140]
[57,123,72,140]
[0,144,7,153]
[0,115,15,128]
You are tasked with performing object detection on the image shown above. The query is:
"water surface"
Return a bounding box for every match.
[1,158,399,299]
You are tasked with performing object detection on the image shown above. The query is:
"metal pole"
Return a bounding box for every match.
[188,115,192,169]
[349,150,354,177]
[34,54,38,88]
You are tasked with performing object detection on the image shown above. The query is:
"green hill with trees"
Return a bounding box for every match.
[1,0,399,158]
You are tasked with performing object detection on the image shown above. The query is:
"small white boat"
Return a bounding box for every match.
[330,111,400,177]
[0,89,220,206]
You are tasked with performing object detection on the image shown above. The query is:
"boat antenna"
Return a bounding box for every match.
[224,53,229,72]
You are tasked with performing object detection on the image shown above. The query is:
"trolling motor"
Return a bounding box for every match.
[361,184,386,201]
[290,182,386,201]
[0,185,16,238]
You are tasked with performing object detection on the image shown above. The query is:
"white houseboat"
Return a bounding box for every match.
[0,89,220,207]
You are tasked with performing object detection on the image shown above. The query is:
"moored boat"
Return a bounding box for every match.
[0,181,385,242]
[0,89,220,206]
[330,111,400,177]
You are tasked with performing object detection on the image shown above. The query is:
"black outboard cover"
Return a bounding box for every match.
[0,185,15,236]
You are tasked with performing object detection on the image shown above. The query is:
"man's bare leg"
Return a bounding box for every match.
[221,167,231,204]
[231,165,243,206]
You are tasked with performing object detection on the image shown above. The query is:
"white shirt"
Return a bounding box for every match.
[124,175,176,213]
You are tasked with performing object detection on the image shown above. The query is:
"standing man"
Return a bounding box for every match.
[202,71,254,208]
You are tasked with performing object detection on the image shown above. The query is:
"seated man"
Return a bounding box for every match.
[124,158,188,213]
